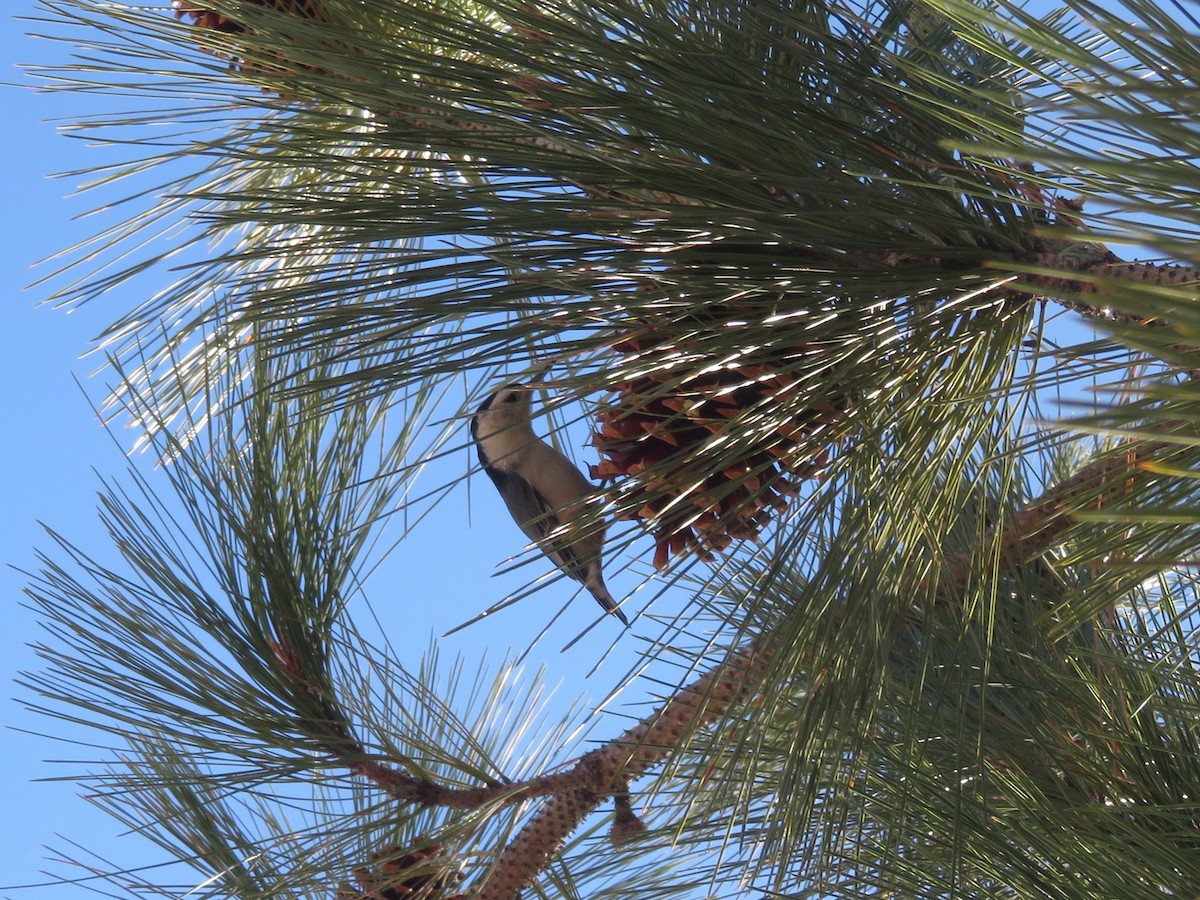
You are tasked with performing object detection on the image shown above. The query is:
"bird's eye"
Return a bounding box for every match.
[503,393,518,403]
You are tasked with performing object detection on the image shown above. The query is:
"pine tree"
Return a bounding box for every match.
[18,0,1200,896]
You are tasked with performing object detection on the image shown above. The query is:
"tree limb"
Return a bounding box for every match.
[340,452,1144,898]
[478,641,767,900]
[934,451,1138,604]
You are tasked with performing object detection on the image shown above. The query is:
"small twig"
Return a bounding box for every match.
[349,758,580,809]
[271,638,591,808]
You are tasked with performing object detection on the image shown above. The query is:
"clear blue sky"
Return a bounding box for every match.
[2,4,663,896]
[3,5,149,895]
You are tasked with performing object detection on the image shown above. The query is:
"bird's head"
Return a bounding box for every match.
[471,381,539,470]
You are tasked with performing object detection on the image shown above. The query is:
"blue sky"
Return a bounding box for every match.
[3,5,148,895]
[2,5,666,896]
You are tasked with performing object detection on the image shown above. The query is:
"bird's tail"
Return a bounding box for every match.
[588,579,630,626]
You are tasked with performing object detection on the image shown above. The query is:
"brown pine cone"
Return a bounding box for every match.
[173,0,325,34]
[337,841,464,900]
[172,0,328,80]
[594,330,848,567]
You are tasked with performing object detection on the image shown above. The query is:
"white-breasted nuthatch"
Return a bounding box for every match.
[471,381,628,626]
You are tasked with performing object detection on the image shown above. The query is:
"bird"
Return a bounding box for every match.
[471,380,629,626]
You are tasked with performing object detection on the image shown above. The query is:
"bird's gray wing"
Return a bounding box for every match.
[485,467,592,582]
[485,465,627,624]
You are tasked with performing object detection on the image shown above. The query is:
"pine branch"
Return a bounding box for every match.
[1019,252,1200,326]
[478,642,766,900]
[351,758,571,810]
[934,450,1139,604]
[328,450,1161,899]
[268,606,766,896]
[25,1,1200,896]
[455,450,1151,897]
[278,628,764,898]
[1029,255,1200,294]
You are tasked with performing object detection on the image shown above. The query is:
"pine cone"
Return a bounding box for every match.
[173,0,324,34]
[609,793,648,847]
[336,841,464,900]
[172,0,328,80]
[594,330,849,567]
